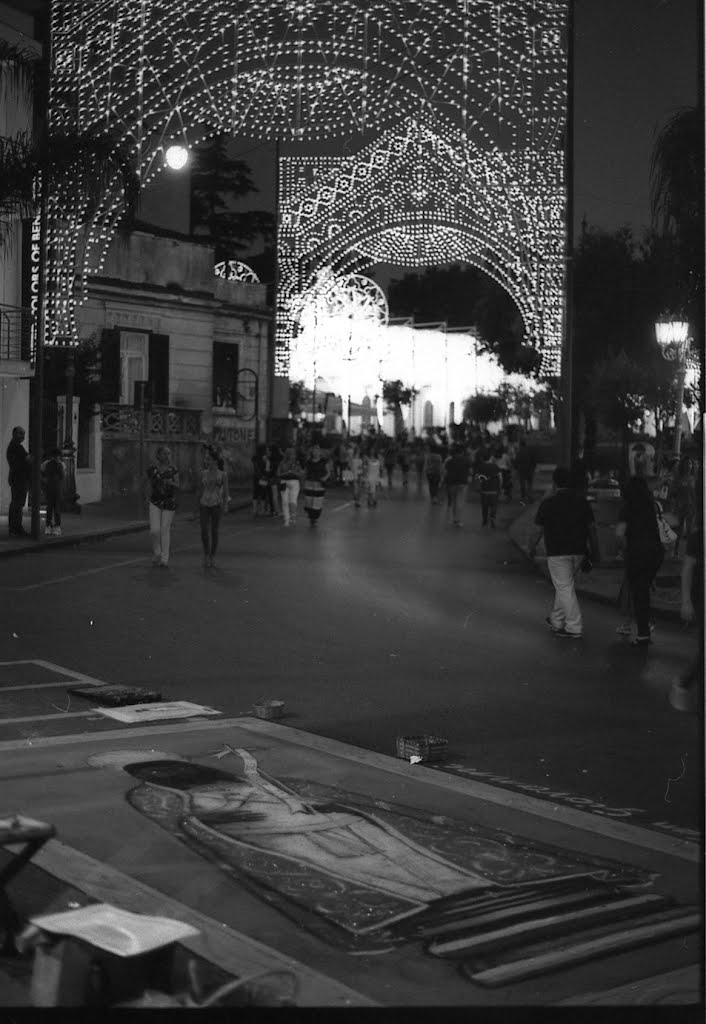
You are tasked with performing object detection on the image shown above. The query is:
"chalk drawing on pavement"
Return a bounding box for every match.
[95,746,687,972]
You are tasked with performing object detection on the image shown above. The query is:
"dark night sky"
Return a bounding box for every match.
[143,0,700,244]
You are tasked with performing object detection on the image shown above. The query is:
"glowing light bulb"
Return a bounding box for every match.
[165,145,189,170]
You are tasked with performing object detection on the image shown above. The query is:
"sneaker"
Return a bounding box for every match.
[45,526,54,536]
[545,616,562,633]
[615,623,632,635]
[630,636,650,647]
[556,628,582,639]
[53,526,62,536]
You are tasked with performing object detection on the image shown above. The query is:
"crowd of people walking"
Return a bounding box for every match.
[247,431,534,529]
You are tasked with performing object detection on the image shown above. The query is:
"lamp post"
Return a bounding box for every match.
[655,316,690,457]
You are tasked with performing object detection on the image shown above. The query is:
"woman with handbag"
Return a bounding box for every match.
[615,476,664,647]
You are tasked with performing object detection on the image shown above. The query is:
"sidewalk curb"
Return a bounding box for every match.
[0,500,253,559]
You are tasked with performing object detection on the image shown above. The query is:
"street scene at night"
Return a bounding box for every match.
[0,0,703,1011]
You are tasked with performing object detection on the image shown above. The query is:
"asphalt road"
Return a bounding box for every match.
[0,485,701,842]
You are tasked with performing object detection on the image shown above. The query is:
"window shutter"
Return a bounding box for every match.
[100,328,120,403]
[148,333,169,406]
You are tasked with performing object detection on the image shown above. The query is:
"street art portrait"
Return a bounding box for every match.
[90,747,698,985]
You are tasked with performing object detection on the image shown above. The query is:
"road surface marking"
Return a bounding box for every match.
[9,557,147,590]
[0,682,97,693]
[0,710,96,724]
[4,524,264,591]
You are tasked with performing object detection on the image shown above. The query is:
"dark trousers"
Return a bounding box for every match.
[199,505,222,556]
[8,480,28,534]
[481,492,498,524]
[427,474,441,500]
[45,485,62,528]
[519,472,534,501]
[628,567,657,637]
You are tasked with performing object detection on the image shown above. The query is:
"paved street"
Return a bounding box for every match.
[1,484,700,839]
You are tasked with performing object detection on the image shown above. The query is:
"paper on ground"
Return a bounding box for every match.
[30,903,199,956]
[95,700,221,723]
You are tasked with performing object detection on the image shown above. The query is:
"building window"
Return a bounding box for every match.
[120,332,148,405]
[213,341,239,408]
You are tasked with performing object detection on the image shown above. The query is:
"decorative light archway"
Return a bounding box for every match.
[47,0,569,381]
[214,260,260,283]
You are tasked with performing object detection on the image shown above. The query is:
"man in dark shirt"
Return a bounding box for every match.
[6,425,31,537]
[528,465,599,638]
[475,450,501,528]
[443,445,471,526]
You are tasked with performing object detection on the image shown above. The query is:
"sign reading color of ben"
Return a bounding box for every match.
[90,748,666,972]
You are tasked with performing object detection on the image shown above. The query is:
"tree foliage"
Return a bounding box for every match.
[382,378,418,437]
[388,263,540,376]
[190,136,275,264]
[463,393,506,428]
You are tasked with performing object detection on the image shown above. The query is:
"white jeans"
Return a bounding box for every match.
[149,502,175,564]
[280,479,300,524]
[546,554,584,635]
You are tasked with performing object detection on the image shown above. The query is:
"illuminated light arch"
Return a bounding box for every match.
[290,272,391,410]
[46,0,568,377]
[214,260,260,283]
[277,115,564,376]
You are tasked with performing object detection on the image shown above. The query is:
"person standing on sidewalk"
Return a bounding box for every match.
[615,476,664,647]
[6,426,31,537]
[198,445,229,567]
[146,445,179,567]
[41,447,64,536]
[527,466,599,639]
[277,447,303,527]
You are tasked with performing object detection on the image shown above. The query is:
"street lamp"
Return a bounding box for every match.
[655,316,690,457]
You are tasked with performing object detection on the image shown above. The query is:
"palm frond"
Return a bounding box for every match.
[0,39,44,102]
[650,106,703,231]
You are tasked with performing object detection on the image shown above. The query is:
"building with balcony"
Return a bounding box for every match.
[72,226,271,501]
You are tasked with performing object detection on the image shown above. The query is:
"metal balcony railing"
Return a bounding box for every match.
[0,303,33,362]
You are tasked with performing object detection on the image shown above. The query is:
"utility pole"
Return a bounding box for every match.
[30,8,51,541]
[560,0,575,467]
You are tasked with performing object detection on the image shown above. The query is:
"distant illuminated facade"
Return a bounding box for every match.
[47,1,569,379]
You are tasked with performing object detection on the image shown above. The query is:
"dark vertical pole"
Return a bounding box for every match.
[30,175,48,540]
[267,137,280,445]
[561,0,575,467]
[30,10,51,540]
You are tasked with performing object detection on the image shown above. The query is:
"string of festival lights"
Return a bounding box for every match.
[45,0,569,378]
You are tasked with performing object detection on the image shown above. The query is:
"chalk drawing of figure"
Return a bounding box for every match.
[119,749,487,908]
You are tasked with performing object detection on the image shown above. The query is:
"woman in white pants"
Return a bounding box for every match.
[146,446,179,566]
[277,448,303,526]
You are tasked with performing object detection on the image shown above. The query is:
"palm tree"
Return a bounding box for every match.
[649,106,704,330]
[0,40,139,249]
